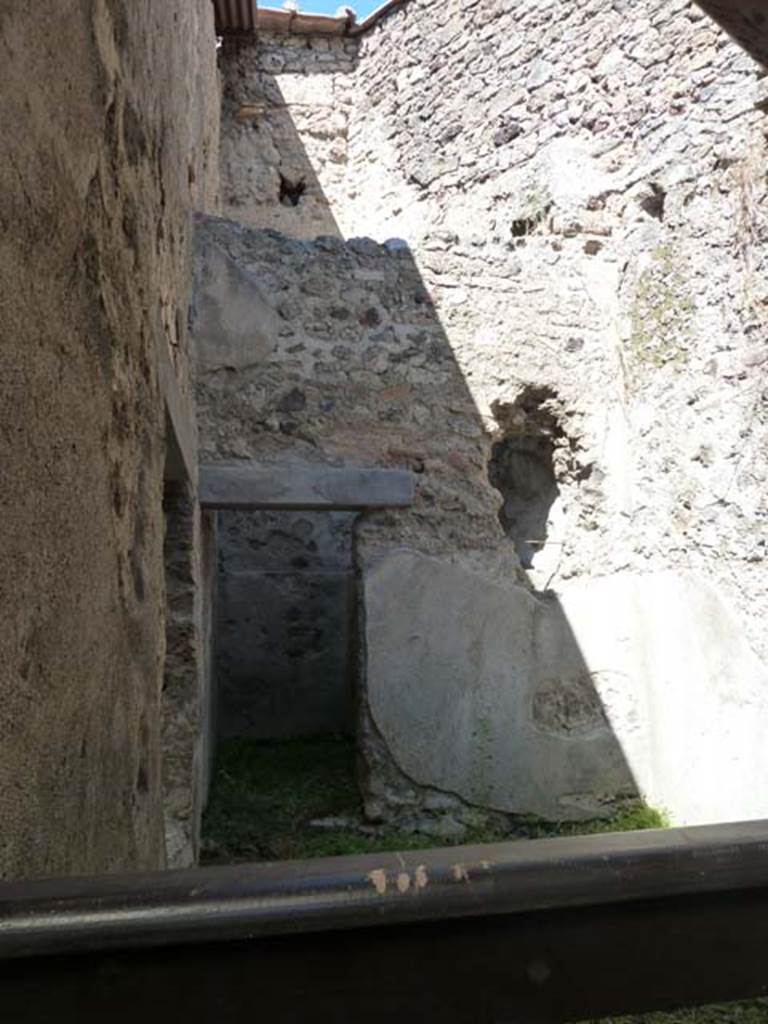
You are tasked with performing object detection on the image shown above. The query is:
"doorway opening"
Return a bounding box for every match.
[202,507,359,863]
[215,509,356,741]
[197,461,418,864]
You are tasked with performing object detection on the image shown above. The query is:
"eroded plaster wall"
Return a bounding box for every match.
[163,485,218,868]
[0,0,219,879]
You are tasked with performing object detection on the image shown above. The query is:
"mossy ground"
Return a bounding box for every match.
[589,1004,768,1024]
[201,735,665,864]
[201,737,767,1023]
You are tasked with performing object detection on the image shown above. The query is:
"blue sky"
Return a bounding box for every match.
[285,1,382,16]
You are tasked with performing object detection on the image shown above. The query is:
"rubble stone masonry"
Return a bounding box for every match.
[201,0,768,825]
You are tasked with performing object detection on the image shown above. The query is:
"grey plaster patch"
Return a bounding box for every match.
[364,551,768,825]
[193,239,279,372]
[363,550,635,821]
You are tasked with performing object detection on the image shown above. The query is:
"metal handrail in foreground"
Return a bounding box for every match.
[2,820,768,1022]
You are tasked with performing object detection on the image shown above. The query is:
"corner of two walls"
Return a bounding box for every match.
[159,9,222,868]
[204,0,768,828]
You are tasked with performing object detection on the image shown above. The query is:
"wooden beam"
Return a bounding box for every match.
[198,463,414,511]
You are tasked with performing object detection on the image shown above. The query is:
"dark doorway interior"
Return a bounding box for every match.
[215,509,357,741]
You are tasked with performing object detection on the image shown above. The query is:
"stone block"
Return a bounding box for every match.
[200,462,415,511]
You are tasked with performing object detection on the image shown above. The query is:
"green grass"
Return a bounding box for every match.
[201,736,667,865]
[517,801,669,839]
[202,736,450,862]
[587,1003,768,1024]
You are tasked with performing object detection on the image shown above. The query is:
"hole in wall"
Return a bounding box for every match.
[202,509,361,864]
[511,203,552,240]
[489,432,561,569]
[489,386,565,570]
[279,172,307,207]
[640,181,666,220]
[511,217,535,238]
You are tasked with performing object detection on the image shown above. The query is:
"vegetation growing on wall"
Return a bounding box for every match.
[629,243,694,373]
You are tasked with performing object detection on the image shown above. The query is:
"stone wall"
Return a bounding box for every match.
[163,484,217,869]
[350,0,768,642]
[348,0,768,824]
[194,217,506,561]
[0,0,219,879]
[204,0,768,826]
[220,33,359,238]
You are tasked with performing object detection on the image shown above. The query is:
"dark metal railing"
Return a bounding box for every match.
[2,820,768,1022]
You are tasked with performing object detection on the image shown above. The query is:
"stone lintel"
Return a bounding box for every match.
[199,463,414,511]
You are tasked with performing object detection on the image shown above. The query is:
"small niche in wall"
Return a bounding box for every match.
[489,432,560,569]
[488,387,566,572]
[640,181,666,221]
[278,172,307,207]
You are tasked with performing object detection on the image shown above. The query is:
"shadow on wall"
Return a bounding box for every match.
[197,40,768,828]
[193,226,644,824]
[215,508,357,742]
[220,48,352,238]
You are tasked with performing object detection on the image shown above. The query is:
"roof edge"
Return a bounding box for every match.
[350,0,409,36]
[218,1,409,39]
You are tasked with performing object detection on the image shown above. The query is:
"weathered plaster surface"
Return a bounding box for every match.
[365,551,768,825]
[0,0,219,878]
